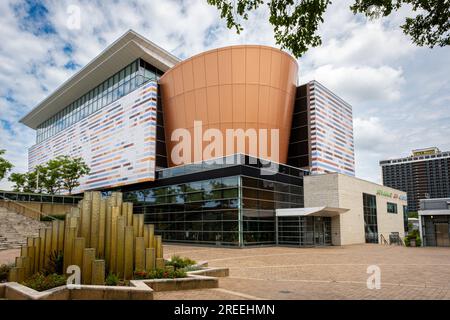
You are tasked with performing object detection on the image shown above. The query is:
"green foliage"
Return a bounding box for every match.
[55,155,90,195]
[105,273,120,286]
[22,273,67,292]
[0,149,13,182]
[8,156,90,195]
[351,0,450,48]
[40,214,66,222]
[133,268,188,280]
[0,263,14,283]
[208,0,450,58]
[407,211,419,219]
[415,236,422,247]
[404,237,410,246]
[165,255,197,270]
[8,172,27,192]
[404,229,422,247]
[43,251,64,275]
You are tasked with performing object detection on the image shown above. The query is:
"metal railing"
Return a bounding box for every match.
[0,190,82,205]
[0,195,58,221]
[380,234,389,245]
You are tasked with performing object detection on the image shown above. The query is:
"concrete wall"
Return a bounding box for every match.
[304,173,407,246]
[17,202,75,216]
[304,174,341,245]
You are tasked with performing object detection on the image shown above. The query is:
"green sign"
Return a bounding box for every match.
[377,189,407,201]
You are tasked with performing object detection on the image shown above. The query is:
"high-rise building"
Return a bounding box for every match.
[288,80,355,176]
[19,30,404,247]
[380,147,450,211]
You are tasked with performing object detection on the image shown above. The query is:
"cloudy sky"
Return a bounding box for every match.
[0,0,449,190]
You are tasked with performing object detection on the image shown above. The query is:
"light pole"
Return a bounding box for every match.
[36,169,39,192]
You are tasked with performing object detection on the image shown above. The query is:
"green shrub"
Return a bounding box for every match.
[40,214,66,222]
[165,255,196,270]
[415,237,422,247]
[182,265,202,272]
[404,237,410,247]
[0,263,14,283]
[43,250,64,275]
[105,273,120,286]
[404,230,422,247]
[22,273,67,292]
[133,268,187,280]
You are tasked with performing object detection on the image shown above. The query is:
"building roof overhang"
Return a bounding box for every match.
[419,210,450,216]
[276,207,349,218]
[20,30,180,129]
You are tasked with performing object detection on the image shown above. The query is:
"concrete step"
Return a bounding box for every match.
[0,207,47,250]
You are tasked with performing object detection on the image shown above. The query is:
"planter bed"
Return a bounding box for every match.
[0,264,230,299]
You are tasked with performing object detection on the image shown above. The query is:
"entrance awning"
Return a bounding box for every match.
[276,207,349,218]
[419,209,450,216]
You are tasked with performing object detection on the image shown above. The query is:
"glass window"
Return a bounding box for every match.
[387,202,398,214]
[363,193,378,243]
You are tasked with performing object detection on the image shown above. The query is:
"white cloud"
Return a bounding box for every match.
[0,0,450,191]
[300,64,405,104]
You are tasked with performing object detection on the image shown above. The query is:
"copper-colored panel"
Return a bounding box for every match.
[245,84,259,125]
[184,91,196,129]
[219,84,233,124]
[172,67,184,97]
[206,86,220,126]
[246,47,260,84]
[270,49,282,89]
[182,60,194,93]
[194,87,208,124]
[232,84,246,127]
[232,47,246,84]
[160,45,298,166]
[280,55,290,93]
[258,85,270,126]
[172,95,186,130]
[259,48,272,86]
[218,48,232,85]
[268,87,280,127]
[204,52,219,86]
[162,72,175,99]
[192,55,206,89]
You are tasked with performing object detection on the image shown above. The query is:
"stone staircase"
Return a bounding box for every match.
[0,207,47,251]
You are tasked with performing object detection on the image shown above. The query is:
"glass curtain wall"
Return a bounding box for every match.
[363,193,379,243]
[36,59,163,143]
[241,176,304,245]
[124,176,240,246]
[277,216,331,246]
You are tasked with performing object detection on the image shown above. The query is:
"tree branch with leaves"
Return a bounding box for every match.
[0,149,13,184]
[208,0,450,58]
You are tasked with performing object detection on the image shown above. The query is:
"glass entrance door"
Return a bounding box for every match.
[314,217,325,246]
[435,223,450,247]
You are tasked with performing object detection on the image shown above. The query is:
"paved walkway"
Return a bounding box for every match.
[2,243,449,299]
[158,244,450,300]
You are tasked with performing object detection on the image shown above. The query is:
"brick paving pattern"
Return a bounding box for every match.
[1,241,449,299]
[161,244,450,300]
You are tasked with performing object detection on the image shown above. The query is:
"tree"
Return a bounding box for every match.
[8,156,90,195]
[8,173,27,192]
[56,156,90,195]
[38,161,62,195]
[0,149,13,182]
[207,0,450,58]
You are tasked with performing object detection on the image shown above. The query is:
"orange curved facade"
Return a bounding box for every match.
[159,45,298,166]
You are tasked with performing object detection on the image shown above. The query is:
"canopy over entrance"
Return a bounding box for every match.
[276,207,349,218]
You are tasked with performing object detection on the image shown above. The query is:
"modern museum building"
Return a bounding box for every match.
[20,30,407,247]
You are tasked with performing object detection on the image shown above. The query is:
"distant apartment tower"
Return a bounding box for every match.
[288,80,355,176]
[380,147,450,211]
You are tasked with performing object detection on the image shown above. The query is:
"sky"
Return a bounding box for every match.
[0,0,449,190]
